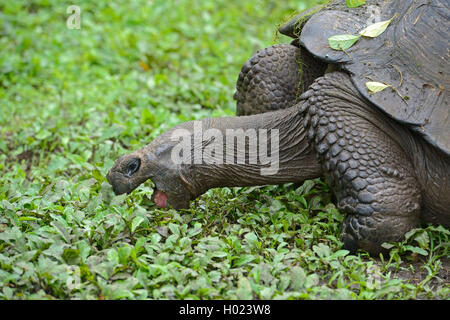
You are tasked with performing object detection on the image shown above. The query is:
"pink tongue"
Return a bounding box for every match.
[154,190,168,208]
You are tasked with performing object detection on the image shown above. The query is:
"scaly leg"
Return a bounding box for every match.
[301,72,421,254]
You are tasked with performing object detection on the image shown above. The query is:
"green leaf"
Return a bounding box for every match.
[141,108,155,125]
[168,223,180,236]
[118,246,132,264]
[305,274,319,288]
[328,34,361,50]
[404,245,428,256]
[179,237,192,249]
[110,194,127,206]
[188,222,203,237]
[427,225,450,235]
[365,81,390,94]
[278,275,290,291]
[212,251,227,258]
[131,216,145,233]
[50,220,70,243]
[99,126,120,141]
[110,288,134,299]
[381,242,395,250]
[259,287,275,299]
[77,240,91,262]
[404,228,420,240]
[107,249,119,264]
[62,248,80,265]
[236,277,253,299]
[313,243,331,258]
[244,232,258,244]
[346,0,366,8]
[414,231,430,250]
[233,254,255,267]
[2,287,14,299]
[92,169,106,183]
[35,129,51,140]
[359,15,396,38]
[290,266,307,291]
[294,195,308,208]
[151,233,162,244]
[329,249,350,260]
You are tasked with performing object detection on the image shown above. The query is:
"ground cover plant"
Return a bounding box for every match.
[0,0,448,300]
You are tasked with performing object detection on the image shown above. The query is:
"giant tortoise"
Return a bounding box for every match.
[107,0,449,254]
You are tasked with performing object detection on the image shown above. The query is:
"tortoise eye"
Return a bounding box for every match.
[126,158,140,177]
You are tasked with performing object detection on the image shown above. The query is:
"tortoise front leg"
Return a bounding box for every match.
[234,44,326,116]
[302,72,421,255]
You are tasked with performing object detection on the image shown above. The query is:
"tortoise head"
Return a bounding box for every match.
[106,140,194,210]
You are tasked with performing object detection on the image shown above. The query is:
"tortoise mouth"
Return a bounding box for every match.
[153,189,168,208]
[106,171,132,195]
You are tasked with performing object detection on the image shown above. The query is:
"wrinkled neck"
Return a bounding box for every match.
[176,105,321,195]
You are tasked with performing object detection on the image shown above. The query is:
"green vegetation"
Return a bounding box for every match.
[0,0,448,300]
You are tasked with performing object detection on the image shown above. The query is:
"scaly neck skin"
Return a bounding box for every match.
[176,105,322,196]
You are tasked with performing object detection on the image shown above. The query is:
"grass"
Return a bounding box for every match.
[0,0,448,300]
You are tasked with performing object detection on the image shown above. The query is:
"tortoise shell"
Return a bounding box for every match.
[280,0,450,155]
